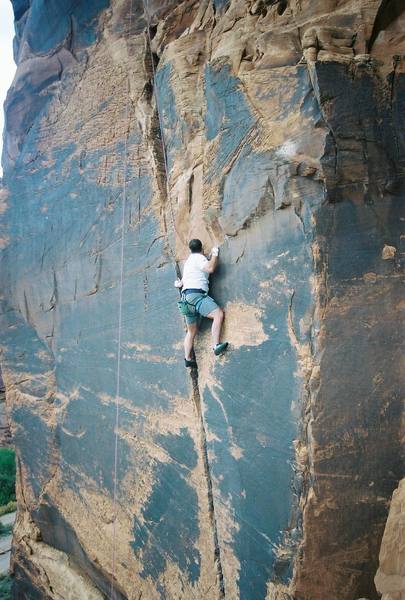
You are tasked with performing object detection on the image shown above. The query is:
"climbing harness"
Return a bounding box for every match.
[177,291,207,317]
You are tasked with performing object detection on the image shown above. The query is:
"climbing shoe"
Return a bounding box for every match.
[213,342,228,356]
[184,358,197,368]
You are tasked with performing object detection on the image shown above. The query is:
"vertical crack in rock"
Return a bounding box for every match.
[287,287,316,549]
[190,368,225,599]
[390,55,400,108]
[143,19,225,595]
[143,32,173,245]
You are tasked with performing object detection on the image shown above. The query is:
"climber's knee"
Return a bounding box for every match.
[208,307,223,322]
[187,322,198,335]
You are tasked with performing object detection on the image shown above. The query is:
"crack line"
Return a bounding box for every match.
[190,368,225,598]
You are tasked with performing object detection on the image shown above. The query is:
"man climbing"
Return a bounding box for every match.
[175,239,228,368]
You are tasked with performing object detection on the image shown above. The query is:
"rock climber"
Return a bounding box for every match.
[175,239,228,368]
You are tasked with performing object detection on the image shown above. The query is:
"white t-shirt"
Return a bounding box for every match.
[182,253,209,292]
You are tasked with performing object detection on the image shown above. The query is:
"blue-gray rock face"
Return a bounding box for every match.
[0,1,404,599]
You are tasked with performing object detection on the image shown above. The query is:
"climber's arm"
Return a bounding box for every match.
[202,247,219,274]
[203,256,218,274]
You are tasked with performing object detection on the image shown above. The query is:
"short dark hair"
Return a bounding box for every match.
[189,239,202,253]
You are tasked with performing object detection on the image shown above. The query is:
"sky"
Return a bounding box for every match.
[0,1,16,177]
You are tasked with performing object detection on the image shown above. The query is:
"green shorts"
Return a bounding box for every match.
[183,292,219,325]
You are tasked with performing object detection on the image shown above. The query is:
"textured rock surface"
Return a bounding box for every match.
[0,371,12,447]
[375,479,405,600]
[0,1,404,599]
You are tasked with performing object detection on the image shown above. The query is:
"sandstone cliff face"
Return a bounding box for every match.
[375,479,405,600]
[0,1,404,599]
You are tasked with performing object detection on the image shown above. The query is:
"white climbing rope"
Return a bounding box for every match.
[110,2,134,597]
[110,2,183,597]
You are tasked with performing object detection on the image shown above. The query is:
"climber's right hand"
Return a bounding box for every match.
[174,279,183,288]
[211,246,219,257]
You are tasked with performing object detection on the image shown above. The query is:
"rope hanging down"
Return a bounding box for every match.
[110,1,134,597]
[110,2,183,597]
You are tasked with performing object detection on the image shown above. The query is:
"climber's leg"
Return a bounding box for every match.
[207,307,223,346]
[184,322,198,362]
[206,308,228,354]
